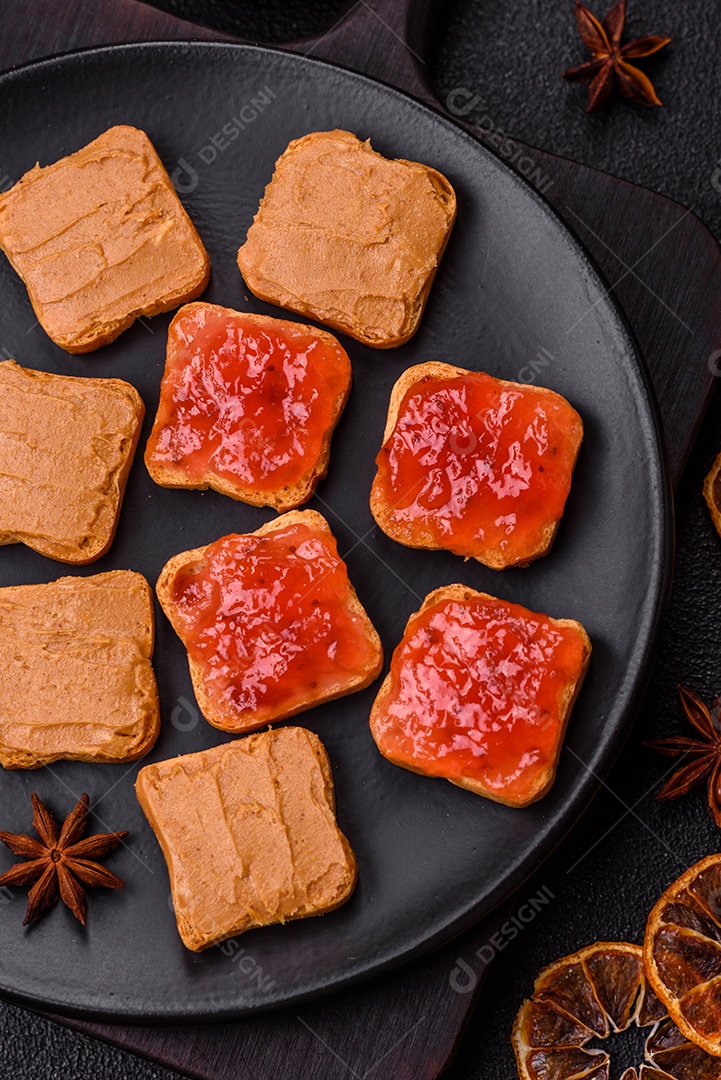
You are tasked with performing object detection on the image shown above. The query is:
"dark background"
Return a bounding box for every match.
[2,1,721,1077]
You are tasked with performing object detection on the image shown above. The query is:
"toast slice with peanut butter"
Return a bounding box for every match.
[238,129,456,348]
[136,727,357,951]
[0,360,144,564]
[0,570,160,769]
[0,125,210,353]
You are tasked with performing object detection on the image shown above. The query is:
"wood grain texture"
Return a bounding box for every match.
[50,902,511,1079]
[0,0,718,1078]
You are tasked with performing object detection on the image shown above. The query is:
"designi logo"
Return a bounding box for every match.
[170,87,277,195]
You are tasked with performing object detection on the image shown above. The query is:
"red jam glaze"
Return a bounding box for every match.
[373,373,583,564]
[146,303,351,493]
[371,594,588,804]
[170,521,379,728]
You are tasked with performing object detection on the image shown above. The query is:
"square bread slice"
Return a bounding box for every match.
[136,726,357,951]
[0,125,210,353]
[156,509,383,733]
[0,360,144,564]
[237,129,456,349]
[370,584,591,807]
[0,570,160,769]
[370,362,583,570]
[144,302,352,510]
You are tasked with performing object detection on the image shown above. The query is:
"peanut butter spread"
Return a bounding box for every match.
[237,129,457,348]
[0,570,160,769]
[0,360,144,564]
[0,125,210,353]
[136,727,357,952]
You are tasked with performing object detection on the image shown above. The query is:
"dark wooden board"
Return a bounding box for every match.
[49,899,517,1080]
[0,0,719,1077]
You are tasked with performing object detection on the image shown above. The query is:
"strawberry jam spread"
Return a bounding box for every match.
[169,519,380,729]
[373,372,583,566]
[145,303,351,495]
[371,592,589,805]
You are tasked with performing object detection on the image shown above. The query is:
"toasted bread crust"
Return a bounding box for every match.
[0,126,210,353]
[370,362,582,570]
[144,305,351,511]
[135,727,358,951]
[0,569,160,768]
[369,584,591,807]
[237,130,456,349]
[0,360,145,564]
[156,510,383,733]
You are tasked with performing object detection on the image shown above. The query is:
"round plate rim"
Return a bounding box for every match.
[0,38,673,1022]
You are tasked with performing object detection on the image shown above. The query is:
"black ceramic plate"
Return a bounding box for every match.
[0,42,671,1021]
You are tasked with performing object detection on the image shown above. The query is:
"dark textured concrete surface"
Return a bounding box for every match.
[438,5,721,1075]
[4,1,721,1077]
[0,1003,179,1079]
[434,0,721,241]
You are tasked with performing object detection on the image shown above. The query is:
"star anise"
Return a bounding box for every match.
[0,793,128,925]
[646,686,721,827]
[562,0,671,112]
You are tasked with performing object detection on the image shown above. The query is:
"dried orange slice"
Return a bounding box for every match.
[514,943,656,1078]
[620,1070,674,1080]
[513,940,721,1079]
[620,1070,678,1080]
[644,853,721,1058]
[644,1016,721,1078]
[704,454,721,538]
